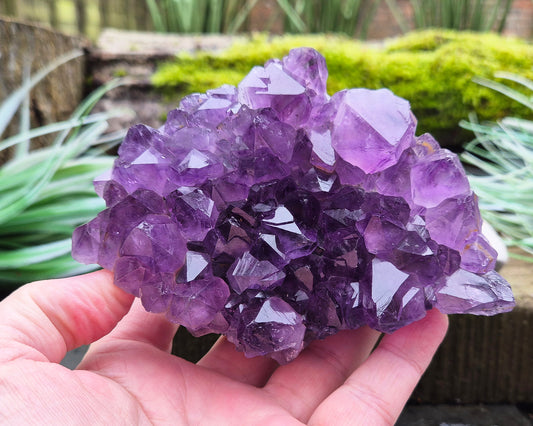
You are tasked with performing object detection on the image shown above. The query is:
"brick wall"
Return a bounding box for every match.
[249,0,533,40]
[503,0,533,39]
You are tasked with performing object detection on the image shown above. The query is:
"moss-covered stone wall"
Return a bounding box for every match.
[153,30,533,148]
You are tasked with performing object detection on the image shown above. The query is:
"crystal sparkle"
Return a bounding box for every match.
[73,48,515,364]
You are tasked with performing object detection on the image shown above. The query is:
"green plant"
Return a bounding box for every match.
[0,51,125,284]
[461,73,533,260]
[276,0,380,38]
[152,30,533,148]
[385,0,513,33]
[145,0,258,33]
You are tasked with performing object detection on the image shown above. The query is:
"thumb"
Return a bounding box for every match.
[0,270,134,364]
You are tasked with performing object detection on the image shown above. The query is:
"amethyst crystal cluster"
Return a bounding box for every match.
[73,48,514,364]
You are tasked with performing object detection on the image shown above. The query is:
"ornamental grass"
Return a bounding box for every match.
[0,51,125,284]
[462,74,533,260]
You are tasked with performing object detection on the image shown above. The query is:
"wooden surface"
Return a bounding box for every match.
[413,250,533,404]
[501,249,533,309]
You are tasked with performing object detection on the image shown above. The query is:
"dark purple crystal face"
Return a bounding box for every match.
[72,47,515,364]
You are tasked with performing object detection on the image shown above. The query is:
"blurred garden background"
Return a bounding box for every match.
[1,0,532,40]
[1,1,533,417]
[1,0,533,283]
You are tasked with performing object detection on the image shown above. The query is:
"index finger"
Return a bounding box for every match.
[0,270,134,364]
[308,309,448,426]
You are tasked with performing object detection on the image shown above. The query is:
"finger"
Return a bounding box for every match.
[262,326,380,423]
[197,336,278,386]
[308,309,448,426]
[81,298,179,359]
[0,270,134,364]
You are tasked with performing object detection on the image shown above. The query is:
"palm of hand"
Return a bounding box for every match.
[0,271,447,425]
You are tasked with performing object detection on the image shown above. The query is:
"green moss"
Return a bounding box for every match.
[152,30,533,148]
[112,68,128,78]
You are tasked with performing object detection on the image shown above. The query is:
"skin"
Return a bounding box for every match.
[0,270,448,425]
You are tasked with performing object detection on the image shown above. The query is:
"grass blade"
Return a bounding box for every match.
[14,63,32,159]
[228,0,258,33]
[0,50,83,137]
[145,0,166,32]
[0,255,98,284]
[0,111,120,153]
[276,0,307,32]
[0,239,72,269]
[473,77,533,110]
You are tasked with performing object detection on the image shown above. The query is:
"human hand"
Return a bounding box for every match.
[0,270,447,425]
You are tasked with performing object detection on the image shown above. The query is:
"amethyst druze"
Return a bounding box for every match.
[72,48,515,364]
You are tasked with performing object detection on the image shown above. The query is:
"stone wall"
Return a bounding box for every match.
[0,17,87,162]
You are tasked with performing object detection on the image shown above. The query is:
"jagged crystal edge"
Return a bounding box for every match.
[72,47,515,364]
